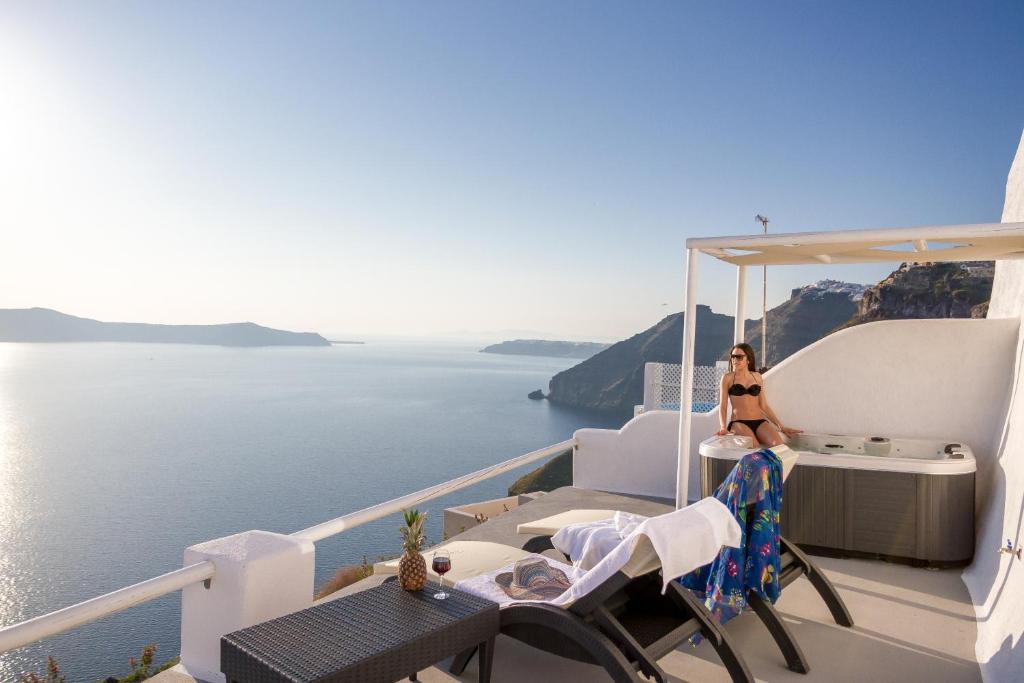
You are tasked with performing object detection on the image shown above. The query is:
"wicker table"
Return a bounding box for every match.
[221,581,499,683]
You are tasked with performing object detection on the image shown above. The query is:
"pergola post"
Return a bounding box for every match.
[734,265,747,344]
[676,248,699,508]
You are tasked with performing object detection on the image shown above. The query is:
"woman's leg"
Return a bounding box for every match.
[755,421,784,448]
[730,421,759,446]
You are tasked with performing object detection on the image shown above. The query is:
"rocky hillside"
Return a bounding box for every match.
[842,261,993,326]
[546,304,743,416]
[546,280,866,417]
[545,263,994,418]
[507,450,572,495]
[743,280,866,367]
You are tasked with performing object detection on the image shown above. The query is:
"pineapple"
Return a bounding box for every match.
[398,508,427,591]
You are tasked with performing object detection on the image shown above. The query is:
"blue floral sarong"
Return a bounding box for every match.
[681,448,783,630]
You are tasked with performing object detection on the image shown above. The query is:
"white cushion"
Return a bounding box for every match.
[516,509,618,536]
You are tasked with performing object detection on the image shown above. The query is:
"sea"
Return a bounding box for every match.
[0,341,625,682]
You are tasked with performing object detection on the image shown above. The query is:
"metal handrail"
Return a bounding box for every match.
[293,438,576,542]
[0,560,216,654]
[0,438,576,655]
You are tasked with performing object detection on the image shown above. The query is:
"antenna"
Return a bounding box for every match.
[755,215,769,369]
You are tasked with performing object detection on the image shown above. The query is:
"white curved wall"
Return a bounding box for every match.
[573,316,1017,504]
[574,409,719,501]
[963,129,1024,683]
[765,317,1018,504]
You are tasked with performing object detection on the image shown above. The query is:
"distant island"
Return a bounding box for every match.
[0,308,331,347]
[481,339,611,359]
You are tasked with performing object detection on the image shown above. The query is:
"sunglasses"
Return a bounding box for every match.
[730,354,746,360]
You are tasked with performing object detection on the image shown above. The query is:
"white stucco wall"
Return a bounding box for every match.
[766,317,1018,504]
[574,410,718,501]
[962,129,1024,682]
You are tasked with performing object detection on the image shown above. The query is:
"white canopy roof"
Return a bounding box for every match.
[687,221,1024,266]
[673,219,1024,508]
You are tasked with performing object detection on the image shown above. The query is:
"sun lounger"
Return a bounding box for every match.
[514,446,854,675]
[446,499,756,683]
[515,508,618,536]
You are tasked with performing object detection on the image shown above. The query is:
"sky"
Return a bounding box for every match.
[1,1,1023,341]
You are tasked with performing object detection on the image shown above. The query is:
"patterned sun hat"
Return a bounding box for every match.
[495,557,572,600]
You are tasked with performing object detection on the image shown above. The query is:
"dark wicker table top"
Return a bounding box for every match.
[221,581,499,683]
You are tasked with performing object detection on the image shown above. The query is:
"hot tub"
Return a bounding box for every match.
[699,433,976,566]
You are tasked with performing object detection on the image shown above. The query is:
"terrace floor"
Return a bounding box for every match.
[165,486,982,683]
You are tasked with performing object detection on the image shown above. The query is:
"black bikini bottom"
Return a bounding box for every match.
[728,418,768,434]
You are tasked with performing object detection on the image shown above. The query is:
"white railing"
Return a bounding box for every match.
[0,438,575,658]
[641,361,727,413]
[0,562,216,654]
[293,439,575,542]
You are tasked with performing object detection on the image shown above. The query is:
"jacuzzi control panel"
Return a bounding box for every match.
[699,433,976,475]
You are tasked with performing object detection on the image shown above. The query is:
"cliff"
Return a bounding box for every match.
[544,263,995,417]
[0,308,331,347]
[546,280,866,417]
[507,450,572,495]
[546,304,740,416]
[742,280,866,366]
[842,261,993,327]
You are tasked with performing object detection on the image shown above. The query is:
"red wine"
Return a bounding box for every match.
[432,558,451,575]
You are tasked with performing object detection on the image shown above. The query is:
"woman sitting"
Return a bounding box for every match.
[715,343,801,447]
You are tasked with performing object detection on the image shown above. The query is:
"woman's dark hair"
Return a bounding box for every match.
[731,343,757,372]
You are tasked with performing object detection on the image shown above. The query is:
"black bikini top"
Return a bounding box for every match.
[728,381,761,397]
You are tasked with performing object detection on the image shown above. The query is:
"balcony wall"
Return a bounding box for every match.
[765,316,1016,497]
[963,129,1024,683]
[574,409,716,501]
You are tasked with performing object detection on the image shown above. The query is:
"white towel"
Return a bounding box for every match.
[553,497,741,594]
[457,498,740,607]
[551,511,646,572]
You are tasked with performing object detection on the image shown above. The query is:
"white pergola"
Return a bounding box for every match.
[675,221,1024,507]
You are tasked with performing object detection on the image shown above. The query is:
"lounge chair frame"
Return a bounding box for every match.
[521,530,854,675]
[451,568,754,683]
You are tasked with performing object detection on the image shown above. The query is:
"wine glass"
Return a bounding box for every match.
[432,549,451,600]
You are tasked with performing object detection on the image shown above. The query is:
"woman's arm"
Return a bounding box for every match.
[716,373,731,435]
[757,373,802,435]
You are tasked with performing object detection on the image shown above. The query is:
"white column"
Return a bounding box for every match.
[179,531,315,683]
[676,248,698,508]
[734,265,747,344]
[642,362,659,412]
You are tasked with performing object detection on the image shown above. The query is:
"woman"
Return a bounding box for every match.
[715,343,801,447]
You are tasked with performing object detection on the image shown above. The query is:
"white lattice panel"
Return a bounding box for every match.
[643,362,726,412]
